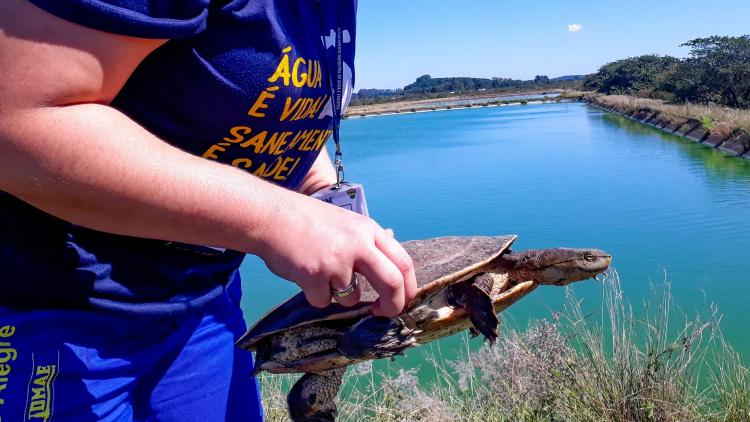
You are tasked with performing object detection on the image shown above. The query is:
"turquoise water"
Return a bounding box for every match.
[240,102,750,379]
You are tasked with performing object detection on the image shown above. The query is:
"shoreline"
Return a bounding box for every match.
[345,99,556,119]
[344,90,562,118]
[580,94,750,161]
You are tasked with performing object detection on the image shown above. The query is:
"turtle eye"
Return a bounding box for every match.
[583,253,597,262]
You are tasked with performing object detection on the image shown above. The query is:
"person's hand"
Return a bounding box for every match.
[254,192,417,317]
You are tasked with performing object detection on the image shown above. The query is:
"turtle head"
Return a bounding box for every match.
[509,248,612,286]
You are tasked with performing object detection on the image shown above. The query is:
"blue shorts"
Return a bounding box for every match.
[0,284,263,421]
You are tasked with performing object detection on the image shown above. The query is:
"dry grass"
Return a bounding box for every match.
[260,272,750,421]
[582,93,750,135]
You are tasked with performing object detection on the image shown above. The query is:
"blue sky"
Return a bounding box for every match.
[355,0,750,89]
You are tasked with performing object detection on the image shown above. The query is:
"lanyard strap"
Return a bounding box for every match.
[324,0,346,186]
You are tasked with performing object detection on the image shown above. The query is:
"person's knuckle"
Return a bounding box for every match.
[330,247,351,267]
[397,252,414,273]
[312,259,338,281]
[297,260,318,276]
[304,292,327,308]
[331,272,350,288]
[353,218,375,234]
[379,270,404,293]
[355,227,375,245]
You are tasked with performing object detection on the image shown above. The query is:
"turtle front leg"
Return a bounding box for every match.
[288,367,346,422]
[449,273,500,344]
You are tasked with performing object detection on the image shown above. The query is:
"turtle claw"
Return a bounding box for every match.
[469,327,480,338]
[484,330,499,346]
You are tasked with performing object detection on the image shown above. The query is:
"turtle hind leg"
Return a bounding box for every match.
[450,273,500,344]
[288,367,346,422]
[337,316,417,360]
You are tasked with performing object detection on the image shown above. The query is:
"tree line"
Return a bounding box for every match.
[583,35,750,109]
[402,74,554,93]
[351,75,582,106]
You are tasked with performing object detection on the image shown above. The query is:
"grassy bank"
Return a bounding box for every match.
[562,91,750,137]
[259,273,750,421]
[344,91,562,117]
[558,91,750,158]
[581,92,750,134]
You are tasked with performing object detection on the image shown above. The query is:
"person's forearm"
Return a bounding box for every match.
[0,103,290,253]
[298,150,337,196]
[0,102,419,315]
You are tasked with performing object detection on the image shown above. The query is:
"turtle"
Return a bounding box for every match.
[238,235,611,421]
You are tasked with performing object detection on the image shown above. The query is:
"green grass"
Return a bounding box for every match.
[260,272,750,421]
[700,112,718,132]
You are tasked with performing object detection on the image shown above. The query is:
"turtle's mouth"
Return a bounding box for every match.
[578,254,612,284]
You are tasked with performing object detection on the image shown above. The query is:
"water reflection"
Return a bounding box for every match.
[601,112,750,182]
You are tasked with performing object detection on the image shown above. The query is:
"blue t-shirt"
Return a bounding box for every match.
[0,0,356,315]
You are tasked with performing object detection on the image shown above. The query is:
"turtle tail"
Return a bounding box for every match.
[251,340,271,376]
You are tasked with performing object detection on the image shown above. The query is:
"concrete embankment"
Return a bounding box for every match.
[584,97,750,160]
[345,99,553,119]
[345,92,561,118]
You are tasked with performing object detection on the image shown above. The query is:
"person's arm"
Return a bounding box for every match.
[0,0,416,316]
[298,150,337,196]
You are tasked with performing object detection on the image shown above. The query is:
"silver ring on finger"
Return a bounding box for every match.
[332,274,358,298]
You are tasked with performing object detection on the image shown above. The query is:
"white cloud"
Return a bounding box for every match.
[567,23,583,32]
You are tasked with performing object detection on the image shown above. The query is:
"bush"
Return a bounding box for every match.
[583,55,680,96]
[585,35,750,109]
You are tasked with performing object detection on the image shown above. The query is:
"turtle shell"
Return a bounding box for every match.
[236,235,517,350]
